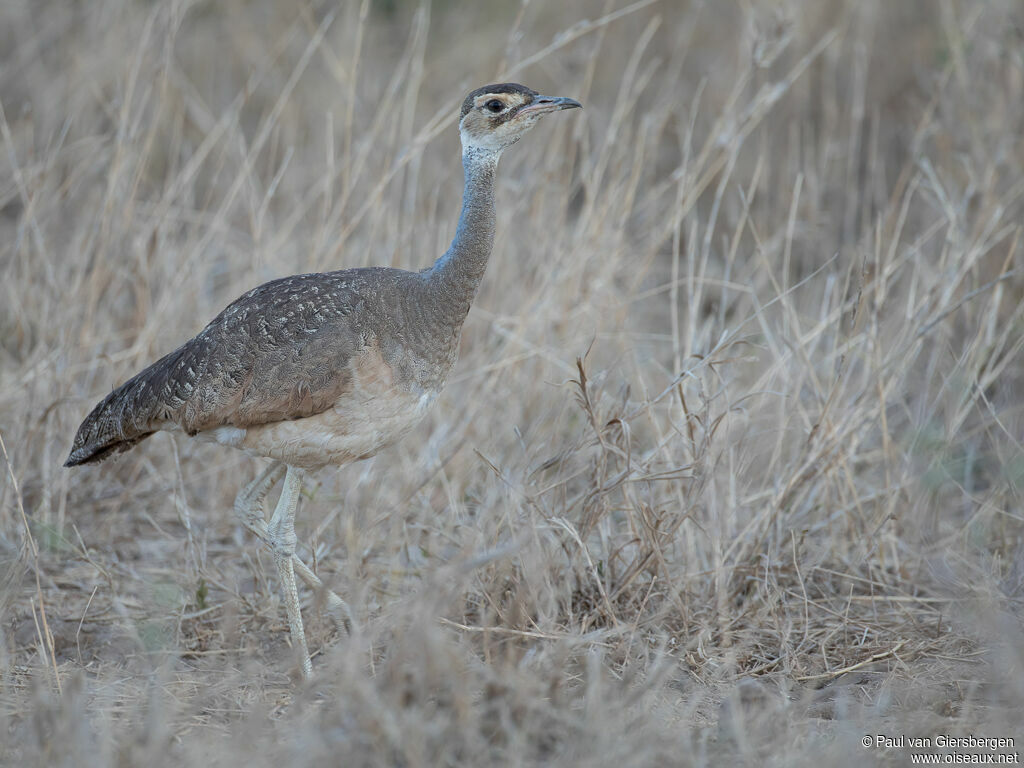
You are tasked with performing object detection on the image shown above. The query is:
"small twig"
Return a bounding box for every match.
[551,516,619,625]
[794,640,907,682]
[917,269,1019,338]
[437,616,614,645]
[1,431,62,693]
[76,585,99,664]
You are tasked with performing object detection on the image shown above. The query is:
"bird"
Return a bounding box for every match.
[65,83,582,678]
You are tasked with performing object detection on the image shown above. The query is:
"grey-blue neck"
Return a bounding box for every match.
[426,146,500,324]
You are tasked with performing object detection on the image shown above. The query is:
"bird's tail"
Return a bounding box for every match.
[64,382,156,466]
[64,349,185,466]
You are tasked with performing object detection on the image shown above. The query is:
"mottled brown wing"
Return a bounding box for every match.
[65,271,370,466]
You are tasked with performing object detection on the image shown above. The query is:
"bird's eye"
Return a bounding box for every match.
[484,99,504,113]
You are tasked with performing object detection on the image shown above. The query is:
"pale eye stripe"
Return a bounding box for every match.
[475,95,506,108]
[474,94,527,110]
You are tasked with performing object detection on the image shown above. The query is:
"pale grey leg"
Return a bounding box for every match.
[268,466,312,679]
[234,461,287,525]
[233,462,351,631]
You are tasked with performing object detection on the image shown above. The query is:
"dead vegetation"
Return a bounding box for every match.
[1,0,1023,765]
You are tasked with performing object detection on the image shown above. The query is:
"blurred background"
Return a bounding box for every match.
[1,0,1023,764]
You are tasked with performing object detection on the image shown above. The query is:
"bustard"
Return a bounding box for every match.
[65,83,581,678]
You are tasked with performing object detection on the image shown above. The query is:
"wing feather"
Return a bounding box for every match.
[65,270,374,465]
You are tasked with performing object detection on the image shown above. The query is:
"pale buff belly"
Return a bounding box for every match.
[199,386,438,469]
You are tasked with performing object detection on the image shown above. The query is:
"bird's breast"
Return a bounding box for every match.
[233,386,437,469]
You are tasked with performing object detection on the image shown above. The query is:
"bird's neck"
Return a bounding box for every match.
[427,147,499,323]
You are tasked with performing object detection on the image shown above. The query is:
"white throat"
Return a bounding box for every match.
[459,127,513,157]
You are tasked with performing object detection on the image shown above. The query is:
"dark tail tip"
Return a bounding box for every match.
[64,445,95,467]
[64,434,152,468]
[64,451,86,467]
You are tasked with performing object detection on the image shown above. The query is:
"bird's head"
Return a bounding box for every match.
[459,83,581,156]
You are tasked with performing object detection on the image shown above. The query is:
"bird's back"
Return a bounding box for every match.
[65,266,457,468]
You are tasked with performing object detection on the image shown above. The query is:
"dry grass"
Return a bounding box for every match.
[2,0,1023,764]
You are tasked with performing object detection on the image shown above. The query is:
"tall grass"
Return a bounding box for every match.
[2,0,1022,764]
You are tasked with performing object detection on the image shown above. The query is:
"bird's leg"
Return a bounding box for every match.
[291,554,353,633]
[233,462,351,632]
[234,461,287,521]
[268,466,312,679]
